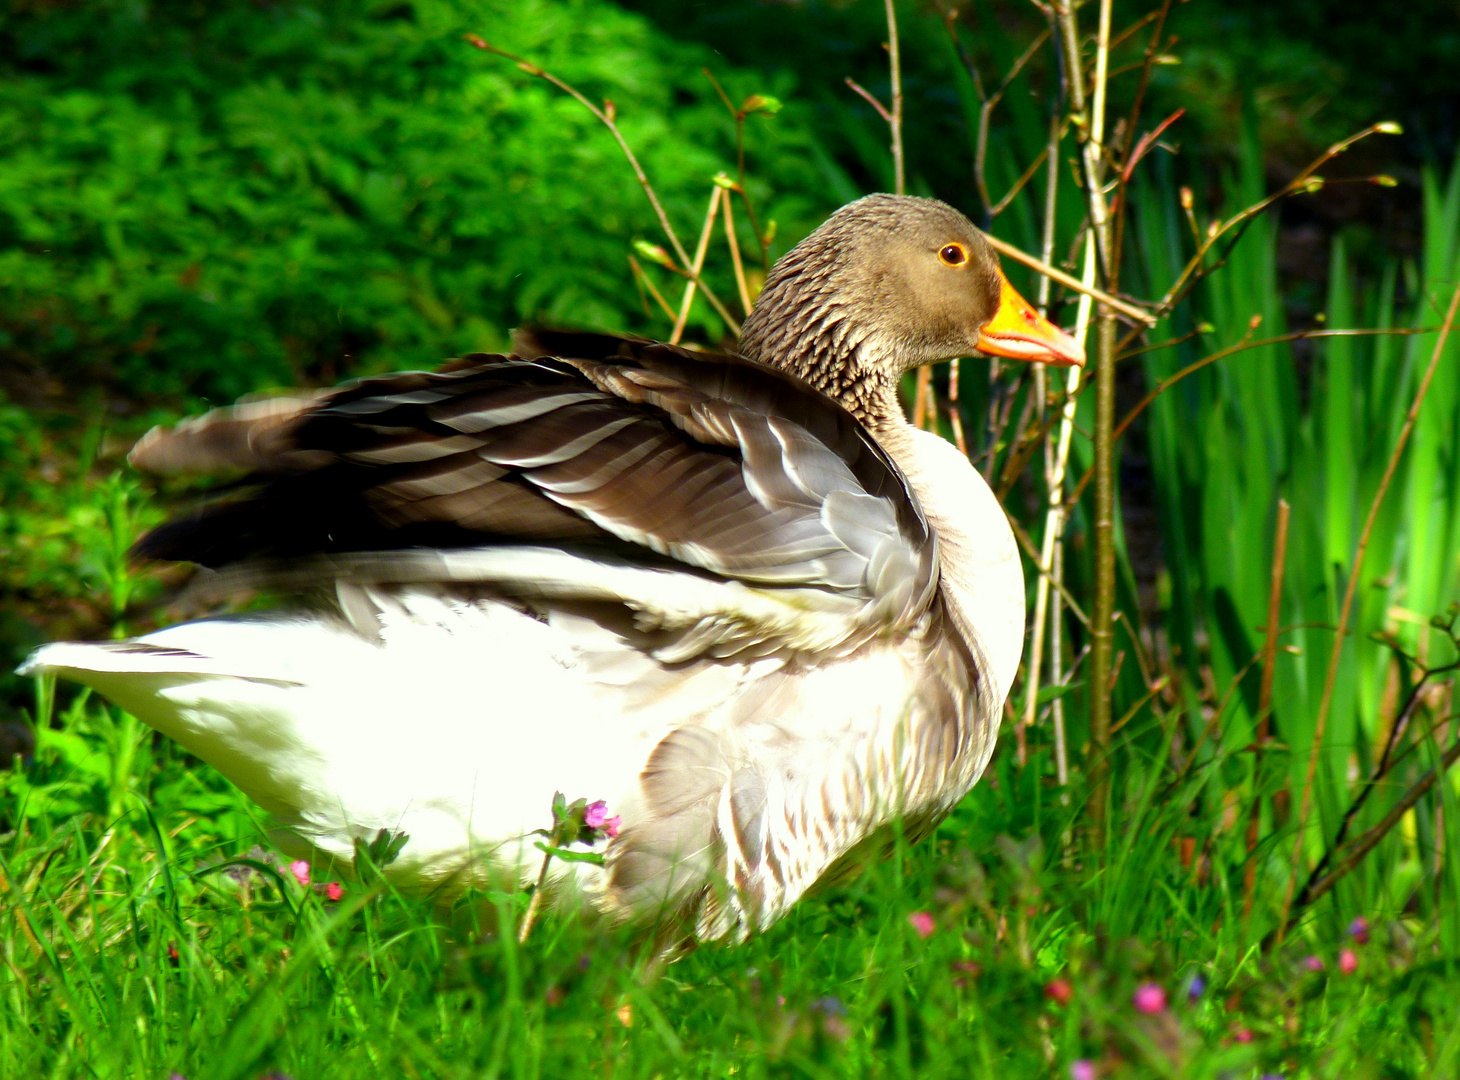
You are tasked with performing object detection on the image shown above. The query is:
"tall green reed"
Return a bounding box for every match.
[1125,142,1460,935]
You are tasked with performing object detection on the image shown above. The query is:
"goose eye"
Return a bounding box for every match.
[939,243,968,267]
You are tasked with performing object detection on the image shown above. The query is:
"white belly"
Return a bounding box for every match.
[24,587,934,907]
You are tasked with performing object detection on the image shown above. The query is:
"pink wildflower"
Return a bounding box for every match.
[1232,1026,1254,1043]
[288,860,310,887]
[325,882,343,901]
[1070,1060,1097,1080]
[1045,978,1073,1006]
[908,911,936,938]
[585,801,622,838]
[1348,916,1370,944]
[1338,947,1358,975]
[1303,954,1324,972]
[1133,982,1167,1015]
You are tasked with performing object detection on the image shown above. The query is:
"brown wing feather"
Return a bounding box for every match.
[130,339,934,618]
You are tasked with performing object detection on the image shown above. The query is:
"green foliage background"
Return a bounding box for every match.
[0,0,841,403]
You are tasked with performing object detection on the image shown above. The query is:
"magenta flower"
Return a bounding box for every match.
[1303,954,1324,972]
[908,911,936,938]
[1070,1060,1096,1080]
[1232,1026,1254,1043]
[585,801,622,838]
[325,882,343,901]
[1339,947,1358,975]
[1132,982,1167,1014]
[288,860,310,887]
[1348,916,1370,944]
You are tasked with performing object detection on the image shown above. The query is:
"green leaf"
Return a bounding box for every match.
[533,842,605,866]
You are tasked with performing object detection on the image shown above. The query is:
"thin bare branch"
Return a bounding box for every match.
[1275,280,1460,945]
[1006,512,1092,627]
[990,144,1052,219]
[1106,7,1164,54]
[1141,123,1401,331]
[844,0,904,195]
[1119,107,1183,187]
[913,366,934,430]
[1035,87,1072,786]
[886,0,905,196]
[1243,499,1290,921]
[468,35,739,332]
[467,36,691,271]
[1021,231,1096,766]
[983,234,1156,325]
[671,186,725,344]
[1292,730,1460,920]
[1054,0,1118,848]
[974,30,1050,216]
[845,77,893,124]
[947,357,969,456]
[1109,676,1171,736]
[1065,326,1440,509]
[628,256,678,323]
[1294,618,1460,915]
[720,181,754,316]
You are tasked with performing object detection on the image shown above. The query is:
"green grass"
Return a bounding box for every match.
[2,690,1451,1079]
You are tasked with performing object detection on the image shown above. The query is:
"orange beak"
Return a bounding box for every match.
[976,274,1086,367]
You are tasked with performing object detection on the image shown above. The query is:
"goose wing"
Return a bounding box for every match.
[130,335,938,658]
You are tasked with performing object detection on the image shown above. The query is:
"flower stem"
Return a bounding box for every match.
[518,847,554,945]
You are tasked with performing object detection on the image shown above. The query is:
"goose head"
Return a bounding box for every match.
[739,194,1084,428]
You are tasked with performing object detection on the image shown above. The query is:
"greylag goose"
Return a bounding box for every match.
[22,194,1082,945]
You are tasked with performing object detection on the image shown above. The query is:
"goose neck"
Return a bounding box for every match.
[873,421,1026,707]
[739,293,908,430]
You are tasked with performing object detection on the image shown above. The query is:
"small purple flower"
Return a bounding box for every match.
[1303,954,1324,972]
[1070,1060,1097,1080]
[287,860,310,887]
[908,911,936,938]
[812,996,846,1016]
[1349,916,1370,945]
[1186,972,1207,1002]
[584,800,621,838]
[1339,948,1358,975]
[1133,982,1167,1015]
